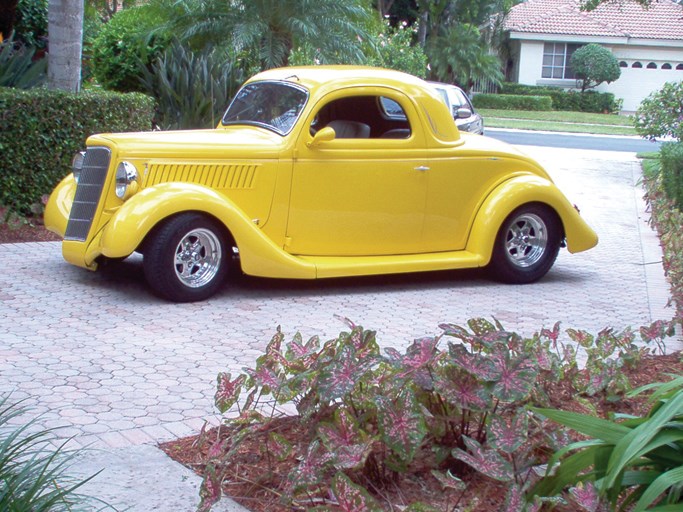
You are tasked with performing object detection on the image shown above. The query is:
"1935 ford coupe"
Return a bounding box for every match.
[45,66,598,302]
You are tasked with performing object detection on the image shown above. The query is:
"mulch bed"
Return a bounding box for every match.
[160,353,683,511]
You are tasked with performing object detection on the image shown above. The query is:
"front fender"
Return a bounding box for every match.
[100,183,316,279]
[466,175,598,265]
[44,174,76,237]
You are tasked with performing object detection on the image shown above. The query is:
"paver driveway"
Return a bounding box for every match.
[0,145,679,453]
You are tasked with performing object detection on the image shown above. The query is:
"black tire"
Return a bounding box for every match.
[143,213,229,302]
[489,204,562,284]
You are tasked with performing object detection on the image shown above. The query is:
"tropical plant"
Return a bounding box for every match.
[139,41,243,130]
[635,81,683,142]
[164,0,374,70]
[199,318,671,510]
[0,393,106,511]
[426,22,503,90]
[570,43,620,92]
[531,377,683,511]
[0,35,46,89]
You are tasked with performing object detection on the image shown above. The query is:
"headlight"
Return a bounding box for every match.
[72,151,86,183]
[115,161,139,200]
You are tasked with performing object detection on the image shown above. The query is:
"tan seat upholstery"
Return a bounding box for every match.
[326,120,371,139]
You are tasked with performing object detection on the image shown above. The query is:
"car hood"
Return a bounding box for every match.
[86,126,286,160]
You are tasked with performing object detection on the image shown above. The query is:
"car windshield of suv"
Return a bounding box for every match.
[222,81,308,135]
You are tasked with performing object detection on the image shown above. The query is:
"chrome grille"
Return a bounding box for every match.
[64,147,111,241]
[145,163,258,189]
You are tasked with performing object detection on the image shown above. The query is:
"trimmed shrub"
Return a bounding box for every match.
[498,82,619,113]
[90,5,170,92]
[472,93,553,111]
[660,142,683,211]
[0,88,155,215]
[635,81,683,142]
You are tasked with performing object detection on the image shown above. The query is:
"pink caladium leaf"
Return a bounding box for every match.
[431,469,467,491]
[214,373,246,413]
[318,409,360,448]
[285,332,320,370]
[439,322,476,344]
[267,431,294,462]
[540,321,562,347]
[197,463,222,512]
[287,440,333,493]
[569,482,601,512]
[327,472,383,512]
[490,353,536,402]
[384,337,442,389]
[452,436,513,482]
[207,438,229,461]
[376,389,427,466]
[447,342,498,380]
[245,363,282,394]
[488,411,528,454]
[434,367,490,411]
[504,484,526,512]
[567,328,595,348]
[316,345,375,402]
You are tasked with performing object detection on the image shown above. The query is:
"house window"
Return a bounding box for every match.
[647,62,657,69]
[632,62,643,68]
[619,61,628,68]
[677,64,683,70]
[542,42,581,79]
[662,63,672,70]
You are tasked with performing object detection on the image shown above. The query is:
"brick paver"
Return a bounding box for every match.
[0,146,680,451]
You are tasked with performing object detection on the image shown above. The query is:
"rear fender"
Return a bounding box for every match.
[100,183,315,279]
[466,175,598,265]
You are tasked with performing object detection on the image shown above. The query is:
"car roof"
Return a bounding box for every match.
[246,66,461,144]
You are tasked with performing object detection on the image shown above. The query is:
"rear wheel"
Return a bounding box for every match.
[490,204,561,284]
[143,213,229,302]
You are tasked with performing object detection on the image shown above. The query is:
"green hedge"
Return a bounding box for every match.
[472,93,553,111]
[660,142,683,211]
[0,87,155,216]
[499,82,619,113]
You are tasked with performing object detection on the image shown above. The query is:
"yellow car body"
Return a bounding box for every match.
[45,66,598,302]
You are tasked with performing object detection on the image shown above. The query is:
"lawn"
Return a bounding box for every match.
[479,108,638,136]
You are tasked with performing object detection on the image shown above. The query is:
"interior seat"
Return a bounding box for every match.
[380,128,411,139]
[326,120,371,139]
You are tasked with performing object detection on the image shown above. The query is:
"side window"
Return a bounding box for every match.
[312,95,412,139]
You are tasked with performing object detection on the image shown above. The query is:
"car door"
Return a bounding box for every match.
[285,88,431,257]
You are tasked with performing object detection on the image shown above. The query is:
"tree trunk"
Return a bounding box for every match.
[47,0,83,92]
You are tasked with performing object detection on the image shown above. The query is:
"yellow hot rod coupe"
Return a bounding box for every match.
[45,66,598,302]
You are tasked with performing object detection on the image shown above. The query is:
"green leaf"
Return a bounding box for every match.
[533,408,631,443]
[633,466,683,511]
[605,391,683,489]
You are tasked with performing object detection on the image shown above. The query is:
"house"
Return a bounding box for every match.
[504,0,683,112]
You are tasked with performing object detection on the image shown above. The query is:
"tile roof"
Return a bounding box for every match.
[505,0,683,41]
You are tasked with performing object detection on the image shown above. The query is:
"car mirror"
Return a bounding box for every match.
[307,126,336,147]
[455,107,472,119]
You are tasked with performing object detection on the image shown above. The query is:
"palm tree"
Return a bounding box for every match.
[169,0,374,69]
[47,0,83,91]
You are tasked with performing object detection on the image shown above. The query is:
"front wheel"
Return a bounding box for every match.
[143,213,229,302]
[489,204,562,284]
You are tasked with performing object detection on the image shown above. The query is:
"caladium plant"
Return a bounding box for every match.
[199,317,673,511]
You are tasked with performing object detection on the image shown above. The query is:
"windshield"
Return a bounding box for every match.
[222,81,308,135]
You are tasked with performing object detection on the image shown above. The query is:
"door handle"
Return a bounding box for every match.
[414,166,430,172]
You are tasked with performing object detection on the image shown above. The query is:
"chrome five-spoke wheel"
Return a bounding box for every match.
[490,204,561,284]
[144,213,230,302]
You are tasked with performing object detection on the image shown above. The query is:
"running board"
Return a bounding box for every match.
[298,251,485,278]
